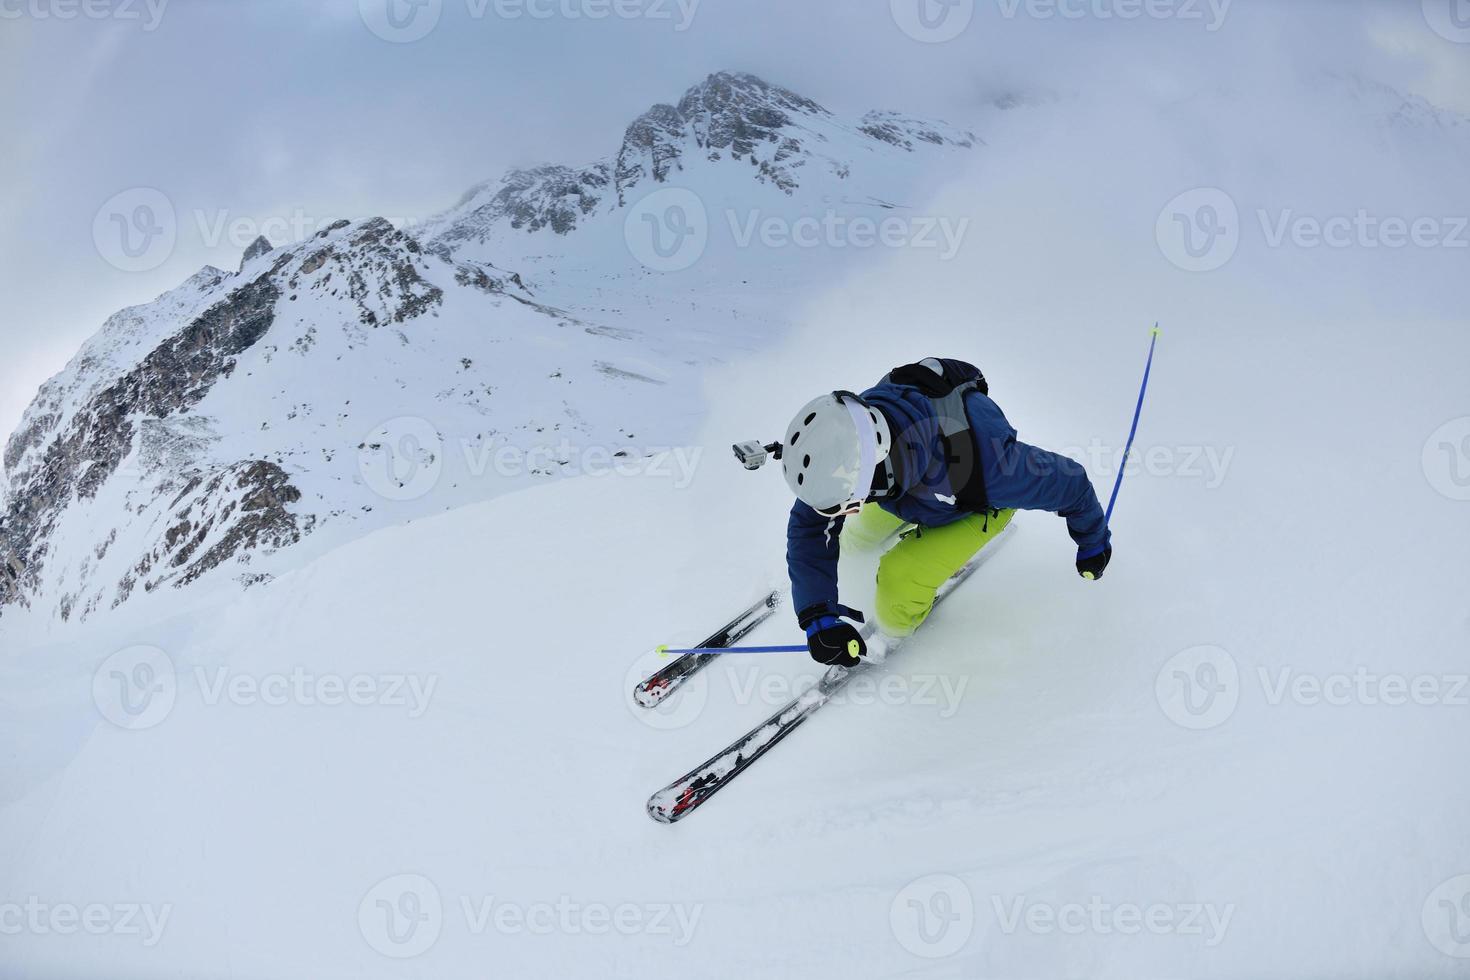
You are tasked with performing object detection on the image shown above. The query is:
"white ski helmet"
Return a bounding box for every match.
[781,391,892,515]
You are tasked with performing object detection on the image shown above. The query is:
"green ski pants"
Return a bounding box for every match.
[843,504,1016,636]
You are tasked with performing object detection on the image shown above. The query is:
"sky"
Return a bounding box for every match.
[1,0,1468,463]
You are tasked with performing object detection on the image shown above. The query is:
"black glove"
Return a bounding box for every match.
[1077,546,1112,581]
[804,616,865,667]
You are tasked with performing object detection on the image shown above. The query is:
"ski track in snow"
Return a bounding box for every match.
[2,451,1466,977]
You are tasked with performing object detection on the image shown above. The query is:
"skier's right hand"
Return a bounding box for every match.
[805,617,865,667]
[1077,545,1112,581]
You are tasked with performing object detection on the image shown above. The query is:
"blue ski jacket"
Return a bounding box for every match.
[786,362,1110,624]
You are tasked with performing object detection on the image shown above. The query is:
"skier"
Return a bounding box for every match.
[782,357,1111,667]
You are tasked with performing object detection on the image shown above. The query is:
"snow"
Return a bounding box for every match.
[3,410,1466,975]
[3,70,1469,978]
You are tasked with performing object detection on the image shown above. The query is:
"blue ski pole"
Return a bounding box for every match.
[657,643,807,657]
[1104,324,1161,526]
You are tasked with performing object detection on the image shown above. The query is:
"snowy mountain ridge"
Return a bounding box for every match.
[2,218,482,621]
[416,70,976,257]
[0,70,978,627]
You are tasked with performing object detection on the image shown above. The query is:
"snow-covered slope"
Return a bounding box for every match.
[1,317,1465,975]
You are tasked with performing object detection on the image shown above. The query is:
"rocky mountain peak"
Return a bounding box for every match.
[423,70,977,250]
[675,71,829,130]
[613,72,832,201]
[240,235,275,271]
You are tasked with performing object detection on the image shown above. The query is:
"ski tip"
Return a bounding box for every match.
[633,680,667,709]
[648,781,705,824]
[646,797,678,824]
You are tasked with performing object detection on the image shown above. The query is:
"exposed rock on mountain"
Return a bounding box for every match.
[239,234,274,271]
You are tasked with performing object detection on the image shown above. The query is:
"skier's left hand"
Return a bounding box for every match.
[805,617,865,666]
[1077,546,1112,581]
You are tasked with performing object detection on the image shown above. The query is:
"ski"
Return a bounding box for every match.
[646,523,1015,824]
[634,590,783,708]
[634,528,911,709]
